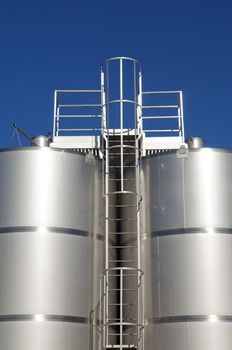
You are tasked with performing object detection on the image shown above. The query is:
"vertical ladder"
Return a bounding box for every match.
[99,57,144,350]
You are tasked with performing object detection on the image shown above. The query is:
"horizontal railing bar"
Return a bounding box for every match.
[142,115,181,119]
[57,114,102,118]
[142,105,179,109]
[56,90,101,93]
[58,128,101,131]
[143,129,179,132]
[142,90,181,94]
[58,104,101,107]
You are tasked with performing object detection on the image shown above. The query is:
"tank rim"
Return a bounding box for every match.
[0,146,88,156]
[142,147,232,160]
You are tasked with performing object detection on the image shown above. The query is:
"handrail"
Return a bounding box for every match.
[141,90,185,142]
[53,89,102,137]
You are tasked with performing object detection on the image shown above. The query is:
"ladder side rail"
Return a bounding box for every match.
[137,72,144,348]
[104,135,110,346]
[138,71,143,135]
[99,274,102,349]
[120,268,123,350]
[120,58,124,192]
[103,273,107,349]
[101,71,107,131]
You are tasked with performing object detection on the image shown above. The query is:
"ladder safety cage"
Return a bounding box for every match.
[100,57,144,350]
[99,267,144,350]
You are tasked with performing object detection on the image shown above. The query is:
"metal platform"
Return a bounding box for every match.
[51,58,186,155]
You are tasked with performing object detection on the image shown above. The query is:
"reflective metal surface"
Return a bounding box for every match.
[187,136,205,149]
[0,148,103,350]
[31,135,51,147]
[141,148,232,349]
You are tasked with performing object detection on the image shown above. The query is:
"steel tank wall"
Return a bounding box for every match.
[141,148,232,350]
[0,147,103,350]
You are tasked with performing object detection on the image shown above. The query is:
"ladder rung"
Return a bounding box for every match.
[109,205,137,208]
[108,138,136,141]
[108,139,135,142]
[109,166,137,168]
[107,274,138,277]
[105,346,137,349]
[106,218,137,221]
[108,288,138,291]
[107,318,137,321]
[108,153,136,156]
[109,232,137,234]
[108,231,137,235]
[108,178,136,181]
[109,246,138,249]
[108,260,137,263]
[108,333,137,336]
[108,303,136,306]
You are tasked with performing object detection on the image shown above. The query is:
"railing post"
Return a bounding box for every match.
[53,90,58,137]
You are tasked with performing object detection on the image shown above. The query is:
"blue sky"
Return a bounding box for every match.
[0,0,232,148]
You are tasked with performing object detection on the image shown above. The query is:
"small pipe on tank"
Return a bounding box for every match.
[13,124,51,147]
[186,137,205,149]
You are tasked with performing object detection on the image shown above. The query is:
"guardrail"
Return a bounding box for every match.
[53,90,102,138]
[142,90,185,142]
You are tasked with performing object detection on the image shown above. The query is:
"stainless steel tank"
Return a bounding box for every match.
[141,147,232,350]
[0,146,103,350]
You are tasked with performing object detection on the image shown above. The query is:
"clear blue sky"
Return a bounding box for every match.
[0,0,232,148]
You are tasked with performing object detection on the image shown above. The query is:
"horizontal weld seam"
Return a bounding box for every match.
[149,315,232,324]
[0,226,104,240]
[151,227,232,237]
[0,314,88,324]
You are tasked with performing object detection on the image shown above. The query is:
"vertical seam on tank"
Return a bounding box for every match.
[158,156,161,232]
[157,235,161,317]
[182,157,186,229]
[158,157,161,317]
[187,320,191,350]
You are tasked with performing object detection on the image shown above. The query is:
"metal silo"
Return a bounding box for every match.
[1,57,231,350]
[0,145,103,349]
[141,143,232,350]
